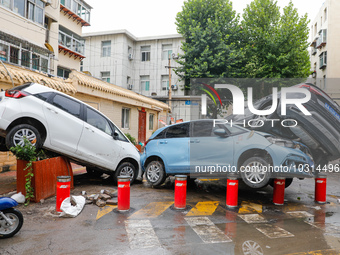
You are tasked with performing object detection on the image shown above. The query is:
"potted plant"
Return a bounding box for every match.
[10,139,73,204]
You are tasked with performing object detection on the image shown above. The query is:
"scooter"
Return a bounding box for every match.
[0,197,24,238]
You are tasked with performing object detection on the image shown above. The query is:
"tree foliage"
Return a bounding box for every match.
[175,0,243,88]
[175,0,311,83]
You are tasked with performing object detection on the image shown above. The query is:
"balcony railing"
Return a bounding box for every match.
[58,31,85,57]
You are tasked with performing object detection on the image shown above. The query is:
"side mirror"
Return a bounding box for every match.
[213,129,227,137]
[112,131,119,140]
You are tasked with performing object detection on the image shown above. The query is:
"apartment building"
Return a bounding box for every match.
[0,0,91,77]
[82,30,198,122]
[310,0,340,102]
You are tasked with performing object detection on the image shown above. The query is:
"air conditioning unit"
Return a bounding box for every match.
[128,53,133,60]
[128,84,133,90]
[172,53,179,59]
[171,85,178,91]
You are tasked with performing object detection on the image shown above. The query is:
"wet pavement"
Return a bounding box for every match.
[0,172,340,255]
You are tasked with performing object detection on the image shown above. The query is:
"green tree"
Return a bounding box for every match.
[175,0,243,89]
[241,0,310,79]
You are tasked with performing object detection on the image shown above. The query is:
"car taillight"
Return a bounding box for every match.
[5,90,28,99]
[299,84,322,96]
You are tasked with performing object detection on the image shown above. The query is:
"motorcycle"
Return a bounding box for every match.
[0,197,24,238]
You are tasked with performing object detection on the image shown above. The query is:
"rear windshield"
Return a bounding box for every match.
[7,83,32,92]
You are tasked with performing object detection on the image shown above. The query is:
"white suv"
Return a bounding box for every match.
[0,83,141,183]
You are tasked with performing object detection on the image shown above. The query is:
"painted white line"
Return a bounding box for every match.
[185,216,232,243]
[125,220,161,249]
[287,211,314,218]
[238,214,268,224]
[256,224,294,239]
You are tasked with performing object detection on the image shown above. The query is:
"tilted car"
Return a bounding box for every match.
[226,83,340,167]
[0,83,141,183]
[141,119,314,189]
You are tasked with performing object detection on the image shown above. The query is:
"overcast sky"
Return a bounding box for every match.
[83,0,326,38]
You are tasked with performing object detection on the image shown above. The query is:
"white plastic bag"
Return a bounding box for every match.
[59,196,85,218]
[11,192,25,204]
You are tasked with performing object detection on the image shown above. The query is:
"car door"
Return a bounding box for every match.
[76,106,121,170]
[190,120,235,177]
[42,93,84,154]
[158,123,190,173]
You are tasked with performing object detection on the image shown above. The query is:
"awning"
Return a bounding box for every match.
[0,64,76,94]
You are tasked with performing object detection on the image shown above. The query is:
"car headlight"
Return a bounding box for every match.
[266,136,296,148]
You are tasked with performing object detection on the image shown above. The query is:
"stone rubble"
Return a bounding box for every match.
[84,189,117,207]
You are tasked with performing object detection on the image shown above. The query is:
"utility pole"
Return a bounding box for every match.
[165,55,175,110]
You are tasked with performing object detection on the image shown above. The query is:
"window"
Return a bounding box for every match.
[102,41,111,57]
[166,123,189,138]
[101,72,110,83]
[319,51,327,69]
[86,107,112,135]
[32,53,40,70]
[58,27,85,55]
[324,8,327,22]
[192,121,213,137]
[161,75,169,90]
[57,67,71,78]
[10,46,19,64]
[122,108,130,129]
[141,75,150,91]
[149,114,154,130]
[0,44,8,61]
[0,0,45,25]
[141,46,150,61]
[51,94,81,118]
[21,50,30,68]
[60,0,90,23]
[317,29,327,48]
[162,44,172,60]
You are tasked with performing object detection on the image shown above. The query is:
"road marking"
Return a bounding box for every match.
[186,201,219,216]
[125,219,160,249]
[287,211,314,218]
[96,205,117,220]
[185,216,232,243]
[238,214,268,224]
[238,201,262,214]
[256,224,294,239]
[128,201,173,219]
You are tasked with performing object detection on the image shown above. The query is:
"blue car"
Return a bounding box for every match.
[140,119,314,189]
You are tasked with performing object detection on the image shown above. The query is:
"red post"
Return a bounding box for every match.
[273,178,285,205]
[226,178,238,207]
[118,176,131,211]
[315,175,327,204]
[174,175,187,209]
[56,176,71,212]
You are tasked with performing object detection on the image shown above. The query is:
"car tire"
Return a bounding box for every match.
[114,162,136,185]
[6,124,42,150]
[240,156,271,189]
[145,160,166,187]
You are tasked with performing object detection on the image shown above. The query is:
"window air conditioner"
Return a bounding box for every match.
[128,84,133,90]
[171,85,178,90]
[128,53,133,60]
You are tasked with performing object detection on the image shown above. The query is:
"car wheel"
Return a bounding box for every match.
[6,124,42,149]
[145,161,166,187]
[114,162,136,184]
[240,157,271,189]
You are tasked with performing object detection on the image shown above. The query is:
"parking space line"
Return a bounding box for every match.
[185,216,232,243]
[186,201,219,216]
[238,214,268,224]
[96,205,117,220]
[125,219,161,249]
[256,224,294,239]
[128,201,174,219]
[238,201,263,214]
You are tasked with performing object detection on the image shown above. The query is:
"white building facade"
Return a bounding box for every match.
[82,30,197,122]
[309,0,340,102]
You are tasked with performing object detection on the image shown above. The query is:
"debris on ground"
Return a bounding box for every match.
[84,189,117,207]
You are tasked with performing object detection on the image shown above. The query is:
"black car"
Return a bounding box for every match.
[227,83,340,167]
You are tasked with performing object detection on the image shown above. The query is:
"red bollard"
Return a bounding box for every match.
[117,176,130,211]
[56,176,71,212]
[174,175,187,209]
[315,175,327,204]
[226,177,238,207]
[273,178,285,205]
